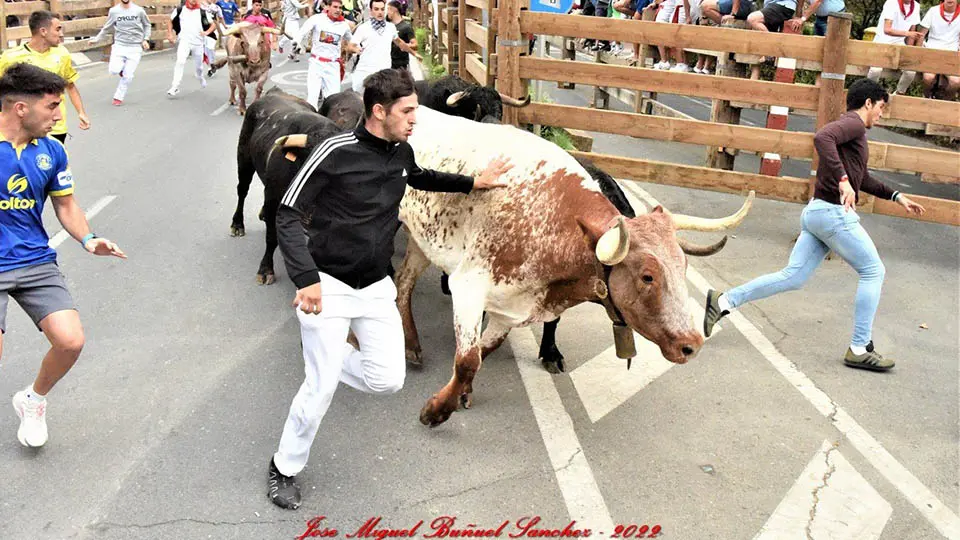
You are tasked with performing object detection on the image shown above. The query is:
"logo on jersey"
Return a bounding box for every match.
[1,174,35,210]
[36,153,52,171]
[57,169,73,188]
[7,174,27,195]
[319,31,342,45]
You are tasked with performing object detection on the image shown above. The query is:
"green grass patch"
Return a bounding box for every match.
[539,126,576,151]
[413,26,447,80]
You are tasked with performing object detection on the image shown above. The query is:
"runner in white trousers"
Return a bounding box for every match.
[280,0,309,60]
[294,0,357,110]
[91,0,152,105]
[166,1,217,97]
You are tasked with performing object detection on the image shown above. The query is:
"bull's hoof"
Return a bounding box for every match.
[419,395,456,427]
[256,271,276,285]
[540,347,565,374]
[230,225,245,237]
[460,392,473,409]
[405,348,423,368]
[258,207,265,222]
[238,109,246,116]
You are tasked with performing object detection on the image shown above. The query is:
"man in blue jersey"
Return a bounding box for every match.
[0,64,126,448]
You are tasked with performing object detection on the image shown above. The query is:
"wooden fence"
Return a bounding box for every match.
[0,0,283,54]
[417,0,960,226]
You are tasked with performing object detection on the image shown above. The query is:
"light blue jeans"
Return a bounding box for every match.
[725,198,885,347]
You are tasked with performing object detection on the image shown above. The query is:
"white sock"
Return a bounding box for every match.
[25,384,46,402]
[850,344,867,355]
[718,294,732,313]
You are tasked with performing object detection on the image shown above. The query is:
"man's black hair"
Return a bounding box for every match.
[847,78,889,111]
[28,10,57,35]
[0,63,67,105]
[363,69,416,118]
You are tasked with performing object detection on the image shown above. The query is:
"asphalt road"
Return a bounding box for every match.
[0,49,956,540]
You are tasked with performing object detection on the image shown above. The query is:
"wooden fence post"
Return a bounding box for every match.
[809,12,852,196]
[0,2,7,52]
[458,0,468,79]
[496,0,523,125]
[704,23,744,170]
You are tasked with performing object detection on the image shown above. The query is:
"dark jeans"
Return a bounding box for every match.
[814,15,828,36]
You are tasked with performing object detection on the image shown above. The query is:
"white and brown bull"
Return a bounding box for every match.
[211,22,281,115]
[397,107,755,427]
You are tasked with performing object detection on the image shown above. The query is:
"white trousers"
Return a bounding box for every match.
[273,274,405,477]
[307,57,342,110]
[279,17,301,52]
[351,68,375,93]
[171,39,205,90]
[108,43,143,101]
[867,66,916,94]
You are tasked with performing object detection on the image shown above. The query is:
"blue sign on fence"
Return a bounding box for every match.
[529,0,574,14]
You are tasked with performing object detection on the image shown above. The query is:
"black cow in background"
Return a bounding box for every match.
[414,75,531,122]
[231,88,341,285]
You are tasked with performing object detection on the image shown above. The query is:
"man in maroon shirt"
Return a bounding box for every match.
[703,78,925,372]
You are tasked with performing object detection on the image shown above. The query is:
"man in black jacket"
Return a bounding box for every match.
[267,68,511,510]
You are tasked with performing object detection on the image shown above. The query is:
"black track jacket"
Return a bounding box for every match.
[276,124,475,290]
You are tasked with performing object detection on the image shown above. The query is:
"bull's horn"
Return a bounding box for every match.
[227,54,248,62]
[499,92,531,107]
[670,190,755,232]
[446,91,468,106]
[677,235,728,257]
[262,27,282,35]
[267,134,310,164]
[596,216,630,266]
[224,22,250,35]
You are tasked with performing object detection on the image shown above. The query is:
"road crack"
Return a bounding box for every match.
[805,443,840,540]
[399,470,539,510]
[87,517,306,532]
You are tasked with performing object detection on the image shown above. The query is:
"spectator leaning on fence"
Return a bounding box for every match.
[90,0,152,107]
[703,78,925,373]
[0,11,91,144]
[867,0,923,94]
[904,0,960,99]
[785,0,844,36]
[700,0,753,26]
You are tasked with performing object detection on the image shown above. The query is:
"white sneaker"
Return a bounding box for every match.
[166,87,180,97]
[12,391,48,447]
[671,63,690,72]
[654,61,670,70]
[200,77,207,89]
[693,66,704,74]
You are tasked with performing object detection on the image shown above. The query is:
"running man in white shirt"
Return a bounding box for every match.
[349,0,418,91]
[279,0,309,60]
[295,0,357,110]
[166,0,218,97]
[867,0,924,93]
[90,0,151,106]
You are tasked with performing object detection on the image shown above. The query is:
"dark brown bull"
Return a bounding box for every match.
[210,22,281,115]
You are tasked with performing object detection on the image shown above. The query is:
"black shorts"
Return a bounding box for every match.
[761,3,795,32]
[51,133,67,144]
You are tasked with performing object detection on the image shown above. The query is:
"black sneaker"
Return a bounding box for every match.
[703,289,729,338]
[267,458,301,510]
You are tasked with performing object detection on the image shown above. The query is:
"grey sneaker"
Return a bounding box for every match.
[703,289,728,338]
[844,342,895,372]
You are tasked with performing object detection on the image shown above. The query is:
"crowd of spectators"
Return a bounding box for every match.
[572,0,959,100]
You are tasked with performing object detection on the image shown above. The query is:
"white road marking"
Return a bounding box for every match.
[754,440,892,540]
[622,182,960,538]
[49,195,117,249]
[678,95,759,126]
[570,297,719,423]
[274,56,290,70]
[210,102,233,116]
[510,329,617,535]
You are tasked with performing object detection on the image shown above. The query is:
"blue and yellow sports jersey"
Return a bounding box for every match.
[0,135,74,273]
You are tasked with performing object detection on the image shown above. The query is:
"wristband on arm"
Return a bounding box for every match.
[839,175,849,183]
[81,233,97,249]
